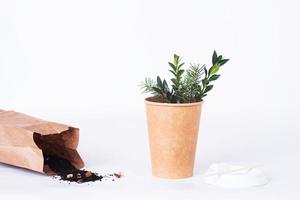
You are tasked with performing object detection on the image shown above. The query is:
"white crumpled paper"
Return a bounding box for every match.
[204,163,270,188]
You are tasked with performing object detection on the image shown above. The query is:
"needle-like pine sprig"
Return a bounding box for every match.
[140,77,157,94]
[181,64,205,102]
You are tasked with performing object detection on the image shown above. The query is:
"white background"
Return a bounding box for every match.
[0,0,299,199]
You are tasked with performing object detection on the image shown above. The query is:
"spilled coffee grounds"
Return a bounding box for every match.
[44,154,121,184]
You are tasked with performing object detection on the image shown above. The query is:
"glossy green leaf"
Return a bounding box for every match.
[163,80,169,90]
[212,50,217,65]
[171,78,177,85]
[204,85,213,93]
[219,59,229,66]
[157,76,163,87]
[168,62,176,71]
[169,69,176,76]
[217,55,222,62]
[178,62,185,69]
[204,67,208,77]
[209,74,220,81]
[173,54,179,65]
[152,87,162,94]
[178,69,185,76]
[209,64,221,76]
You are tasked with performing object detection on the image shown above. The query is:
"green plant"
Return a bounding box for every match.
[140,51,229,103]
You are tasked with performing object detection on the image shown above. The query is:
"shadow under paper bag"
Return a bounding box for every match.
[0,109,84,175]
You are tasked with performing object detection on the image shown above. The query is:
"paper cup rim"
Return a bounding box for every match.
[145,97,203,107]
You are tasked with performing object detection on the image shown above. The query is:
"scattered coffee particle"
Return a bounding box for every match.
[85,171,92,177]
[44,154,122,184]
[114,172,123,179]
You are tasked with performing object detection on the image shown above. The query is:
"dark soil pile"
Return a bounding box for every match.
[44,154,121,184]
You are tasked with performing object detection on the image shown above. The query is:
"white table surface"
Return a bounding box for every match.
[0,111,299,200]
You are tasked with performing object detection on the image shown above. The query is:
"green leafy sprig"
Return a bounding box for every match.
[199,51,229,100]
[140,51,229,103]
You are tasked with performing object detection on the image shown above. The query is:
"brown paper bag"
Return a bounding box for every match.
[0,109,84,174]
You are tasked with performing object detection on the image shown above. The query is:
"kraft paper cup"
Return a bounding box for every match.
[145,97,203,179]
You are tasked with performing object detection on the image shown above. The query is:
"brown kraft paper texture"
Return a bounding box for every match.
[0,109,84,175]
